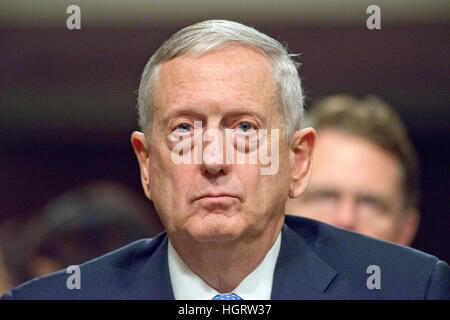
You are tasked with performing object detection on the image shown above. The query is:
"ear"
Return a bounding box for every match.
[131,131,152,200]
[396,208,420,246]
[288,128,316,198]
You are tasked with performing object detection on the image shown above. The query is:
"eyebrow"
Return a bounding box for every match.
[161,105,269,126]
[161,107,205,124]
[304,187,392,205]
[354,193,392,211]
[301,187,339,200]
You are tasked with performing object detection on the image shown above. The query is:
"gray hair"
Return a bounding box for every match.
[137,19,304,142]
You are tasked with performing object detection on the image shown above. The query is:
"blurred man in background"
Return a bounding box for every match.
[1,181,163,289]
[286,95,420,245]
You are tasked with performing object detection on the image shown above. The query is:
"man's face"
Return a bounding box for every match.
[286,128,417,245]
[133,46,307,243]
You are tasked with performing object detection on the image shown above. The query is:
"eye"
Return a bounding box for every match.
[311,190,337,203]
[357,195,389,214]
[175,123,192,132]
[236,121,255,132]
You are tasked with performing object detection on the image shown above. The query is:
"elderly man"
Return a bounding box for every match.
[286,95,420,246]
[2,20,449,300]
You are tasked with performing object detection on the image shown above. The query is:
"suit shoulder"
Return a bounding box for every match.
[285,214,439,264]
[284,215,450,299]
[2,233,167,300]
[81,235,164,272]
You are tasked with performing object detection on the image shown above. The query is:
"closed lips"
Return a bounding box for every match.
[196,194,238,200]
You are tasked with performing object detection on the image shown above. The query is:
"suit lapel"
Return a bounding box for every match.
[118,234,175,300]
[117,219,336,299]
[271,223,337,299]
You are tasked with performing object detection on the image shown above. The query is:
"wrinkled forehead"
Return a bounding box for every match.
[152,46,279,119]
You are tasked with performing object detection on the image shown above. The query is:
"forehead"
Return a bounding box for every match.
[152,46,277,119]
[311,129,402,196]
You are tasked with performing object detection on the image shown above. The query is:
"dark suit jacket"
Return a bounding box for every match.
[2,215,449,299]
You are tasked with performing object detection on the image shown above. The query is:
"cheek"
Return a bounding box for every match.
[233,164,259,197]
[267,151,292,199]
[359,214,398,240]
[237,163,290,212]
[147,152,193,213]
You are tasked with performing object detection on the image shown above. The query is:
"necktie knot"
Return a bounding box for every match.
[212,293,243,300]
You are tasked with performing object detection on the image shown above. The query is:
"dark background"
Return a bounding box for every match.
[1,1,449,271]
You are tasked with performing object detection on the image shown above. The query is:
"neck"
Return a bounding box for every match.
[169,216,284,293]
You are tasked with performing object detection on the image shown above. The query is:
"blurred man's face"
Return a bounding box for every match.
[286,129,418,245]
[132,46,314,244]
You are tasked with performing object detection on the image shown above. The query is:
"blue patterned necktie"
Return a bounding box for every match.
[212,293,243,300]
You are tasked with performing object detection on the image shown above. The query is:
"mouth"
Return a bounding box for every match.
[195,193,239,202]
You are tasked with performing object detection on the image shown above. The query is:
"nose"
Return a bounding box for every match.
[201,129,230,176]
[332,196,357,231]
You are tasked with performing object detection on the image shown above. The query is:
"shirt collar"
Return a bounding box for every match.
[168,232,282,300]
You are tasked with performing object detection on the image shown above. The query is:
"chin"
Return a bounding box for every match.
[188,214,244,242]
[194,233,239,243]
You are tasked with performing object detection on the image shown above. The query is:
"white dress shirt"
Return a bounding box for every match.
[168,232,281,300]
